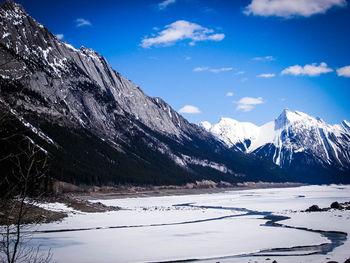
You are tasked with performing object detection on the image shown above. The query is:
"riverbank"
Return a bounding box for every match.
[0,181,304,225]
[77,181,305,200]
[0,197,120,225]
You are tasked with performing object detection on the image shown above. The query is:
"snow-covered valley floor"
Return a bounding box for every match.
[28,185,350,263]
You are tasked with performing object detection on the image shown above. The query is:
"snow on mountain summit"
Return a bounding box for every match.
[207,117,259,152]
[203,110,350,173]
[199,121,212,131]
[275,109,310,128]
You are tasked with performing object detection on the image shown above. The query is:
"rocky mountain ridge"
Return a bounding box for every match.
[0,0,287,186]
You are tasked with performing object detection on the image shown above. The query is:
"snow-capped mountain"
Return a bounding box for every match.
[201,118,260,152]
[0,1,288,185]
[201,109,350,182]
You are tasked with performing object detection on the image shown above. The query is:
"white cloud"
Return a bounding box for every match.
[237,104,255,112]
[238,97,264,105]
[193,67,232,73]
[158,0,176,10]
[337,65,350,77]
[244,0,346,18]
[210,67,233,73]
[253,56,275,61]
[280,98,286,102]
[281,62,333,76]
[76,18,91,27]
[235,71,245,75]
[241,77,248,82]
[178,105,201,114]
[140,20,225,48]
[226,92,234,97]
[207,34,225,41]
[56,34,64,40]
[185,56,192,60]
[257,73,275,78]
[193,67,209,72]
[236,97,264,112]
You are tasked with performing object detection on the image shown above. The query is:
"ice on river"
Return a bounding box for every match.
[29,185,350,263]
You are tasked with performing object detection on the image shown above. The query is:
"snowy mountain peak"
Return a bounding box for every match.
[199,121,212,131]
[273,109,330,132]
[203,110,350,178]
[275,109,291,129]
[202,117,259,151]
[275,109,307,128]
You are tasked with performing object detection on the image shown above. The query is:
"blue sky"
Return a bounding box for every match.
[17,0,350,125]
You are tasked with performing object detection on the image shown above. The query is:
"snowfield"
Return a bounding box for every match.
[28,185,350,263]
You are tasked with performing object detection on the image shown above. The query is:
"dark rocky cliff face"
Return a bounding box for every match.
[0,0,287,185]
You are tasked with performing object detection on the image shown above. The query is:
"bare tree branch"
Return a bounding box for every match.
[1,107,52,263]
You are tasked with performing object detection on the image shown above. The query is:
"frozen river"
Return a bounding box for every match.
[29,185,350,263]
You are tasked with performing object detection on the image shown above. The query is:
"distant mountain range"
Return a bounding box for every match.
[0,0,289,186]
[200,109,350,183]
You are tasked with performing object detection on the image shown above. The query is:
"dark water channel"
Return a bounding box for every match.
[26,202,347,263]
[161,203,348,262]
